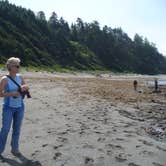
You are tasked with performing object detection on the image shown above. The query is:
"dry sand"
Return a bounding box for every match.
[0,71,166,166]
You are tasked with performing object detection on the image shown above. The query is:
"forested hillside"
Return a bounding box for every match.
[0,0,166,74]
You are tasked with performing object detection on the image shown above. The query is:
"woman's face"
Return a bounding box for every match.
[10,63,20,73]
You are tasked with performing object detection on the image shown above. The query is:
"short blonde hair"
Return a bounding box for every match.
[6,57,21,70]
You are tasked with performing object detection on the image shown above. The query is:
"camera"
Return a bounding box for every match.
[18,88,31,98]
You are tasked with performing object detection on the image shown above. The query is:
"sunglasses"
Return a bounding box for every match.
[15,65,20,68]
[11,65,20,68]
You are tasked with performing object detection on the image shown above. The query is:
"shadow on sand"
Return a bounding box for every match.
[0,153,42,166]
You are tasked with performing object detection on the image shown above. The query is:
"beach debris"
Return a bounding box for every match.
[145,125,166,138]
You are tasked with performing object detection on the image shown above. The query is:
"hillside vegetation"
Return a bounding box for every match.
[0,0,166,74]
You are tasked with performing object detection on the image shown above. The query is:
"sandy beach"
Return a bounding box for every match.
[0,71,166,166]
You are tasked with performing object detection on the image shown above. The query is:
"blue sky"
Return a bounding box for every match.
[8,0,166,55]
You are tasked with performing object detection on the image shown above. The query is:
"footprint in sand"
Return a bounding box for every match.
[107,149,112,156]
[57,137,68,143]
[95,131,102,134]
[138,139,153,146]
[96,156,105,165]
[35,136,42,138]
[123,122,137,128]
[124,130,136,134]
[128,162,140,166]
[115,153,127,162]
[53,144,63,150]
[42,144,48,148]
[139,150,154,156]
[98,148,104,152]
[105,143,124,151]
[116,137,125,141]
[83,143,95,149]
[97,137,106,142]
[84,157,94,165]
[63,114,68,117]
[47,129,56,134]
[53,152,62,160]
[105,144,124,156]
[136,145,141,148]
[31,150,41,157]
[156,145,166,152]
[66,124,71,127]
[57,131,68,135]
[79,130,85,135]
[125,134,135,138]
[152,162,165,166]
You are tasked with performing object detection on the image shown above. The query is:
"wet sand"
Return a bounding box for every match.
[0,71,166,166]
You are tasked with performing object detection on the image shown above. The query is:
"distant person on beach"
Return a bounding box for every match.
[133,80,138,91]
[154,78,158,92]
[0,57,30,158]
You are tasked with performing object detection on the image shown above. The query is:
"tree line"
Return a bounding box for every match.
[0,0,166,74]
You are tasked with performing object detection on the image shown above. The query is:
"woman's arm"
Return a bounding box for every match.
[0,76,20,97]
[20,76,29,91]
[21,76,26,85]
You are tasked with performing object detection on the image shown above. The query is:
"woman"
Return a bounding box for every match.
[0,57,29,157]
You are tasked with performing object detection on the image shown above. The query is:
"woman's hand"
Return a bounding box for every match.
[11,91,20,97]
[20,85,29,92]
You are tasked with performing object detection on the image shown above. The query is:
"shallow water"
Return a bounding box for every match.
[146,80,166,86]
